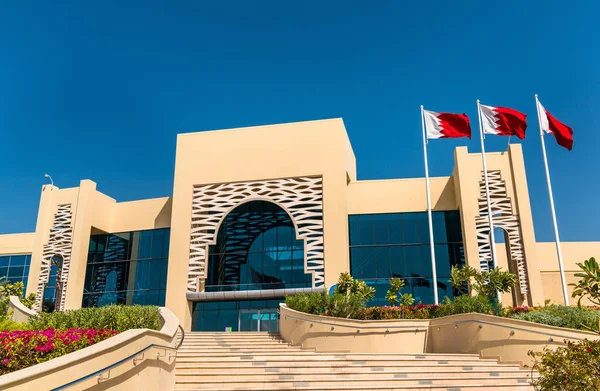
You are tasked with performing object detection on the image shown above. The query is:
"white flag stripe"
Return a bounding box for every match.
[423,110,444,139]
[537,101,551,134]
[479,104,500,135]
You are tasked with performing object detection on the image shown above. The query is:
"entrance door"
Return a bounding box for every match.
[238,309,279,332]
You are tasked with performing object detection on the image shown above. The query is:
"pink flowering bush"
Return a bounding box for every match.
[0,328,116,374]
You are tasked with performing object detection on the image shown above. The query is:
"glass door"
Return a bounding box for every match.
[258,310,278,332]
[238,309,279,332]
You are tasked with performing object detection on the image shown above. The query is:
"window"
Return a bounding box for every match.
[0,254,31,290]
[206,201,310,292]
[349,211,465,305]
[82,228,170,307]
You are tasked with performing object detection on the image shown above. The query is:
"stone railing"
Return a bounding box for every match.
[279,304,600,365]
[0,307,181,391]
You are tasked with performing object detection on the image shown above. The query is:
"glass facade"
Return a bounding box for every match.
[0,254,31,289]
[82,228,170,307]
[192,299,282,332]
[349,211,465,305]
[206,200,310,292]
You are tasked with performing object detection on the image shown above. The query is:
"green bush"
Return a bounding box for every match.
[360,304,439,320]
[28,305,162,333]
[285,291,366,319]
[0,280,36,322]
[569,257,600,307]
[449,265,517,298]
[512,305,600,332]
[0,319,29,331]
[285,292,328,315]
[529,339,600,390]
[334,272,375,301]
[435,295,495,317]
[324,293,365,319]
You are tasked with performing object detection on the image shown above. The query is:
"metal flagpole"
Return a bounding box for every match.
[421,105,439,305]
[476,100,500,302]
[535,94,569,305]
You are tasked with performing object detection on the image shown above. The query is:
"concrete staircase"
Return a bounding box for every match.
[175,332,535,390]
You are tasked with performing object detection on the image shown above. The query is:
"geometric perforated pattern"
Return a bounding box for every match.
[34,204,73,312]
[476,171,529,295]
[188,176,324,292]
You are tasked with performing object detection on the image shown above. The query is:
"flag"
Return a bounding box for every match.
[423,110,472,139]
[479,104,527,139]
[538,102,574,151]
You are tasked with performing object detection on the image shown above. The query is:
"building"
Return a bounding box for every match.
[1,118,598,331]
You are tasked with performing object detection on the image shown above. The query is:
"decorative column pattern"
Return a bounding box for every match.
[34,204,73,312]
[475,171,529,295]
[188,176,324,292]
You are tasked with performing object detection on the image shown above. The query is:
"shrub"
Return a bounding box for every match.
[529,339,600,390]
[285,292,328,316]
[324,293,365,319]
[0,280,36,322]
[435,295,495,317]
[28,305,162,333]
[503,305,536,317]
[335,273,375,301]
[360,304,438,320]
[0,328,116,374]
[285,291,366,319]
[569,257,600,307]
[449,266,517,298]
[0,319,29,331]
[511,305,600,332]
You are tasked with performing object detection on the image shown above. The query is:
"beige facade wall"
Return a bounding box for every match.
[0,233,35,255]
[166,119,356,330]
[346,176,457,214]
[537,242,600,305]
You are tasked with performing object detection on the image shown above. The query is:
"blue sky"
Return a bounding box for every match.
[0,1,598,242]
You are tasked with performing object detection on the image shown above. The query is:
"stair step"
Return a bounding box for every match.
[176,369,533,380]
[175,365,525,378]
[175,363,522,373]
[175,332,534,390]
[174,376,534,388]
[176,353,495,361]
[176,385,534,391]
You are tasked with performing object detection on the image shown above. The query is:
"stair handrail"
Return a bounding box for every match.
[52,343,179,390]
[175,324,185,349]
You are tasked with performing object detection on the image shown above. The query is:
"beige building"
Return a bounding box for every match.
[1,119,598,331]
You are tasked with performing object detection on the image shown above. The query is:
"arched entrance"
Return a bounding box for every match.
[193,200,311,331]
[207,200,310,291]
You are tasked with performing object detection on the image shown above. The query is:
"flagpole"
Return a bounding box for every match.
[476,100,500,302]
[421,105,439,305]
[535,94,569,305]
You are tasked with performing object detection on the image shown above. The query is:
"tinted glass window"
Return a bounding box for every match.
[349,211,464,305]
[0,254,31,290]
[82,228,170,307]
